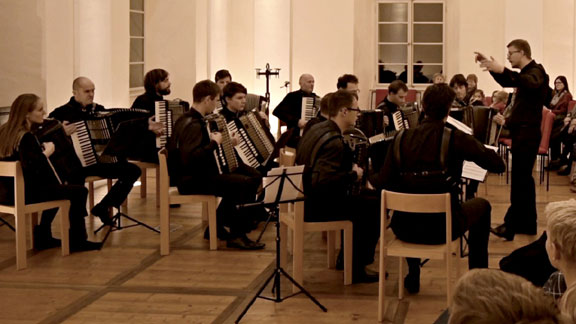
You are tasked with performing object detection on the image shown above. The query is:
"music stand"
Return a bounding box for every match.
[235,166,327,323]
[94,208,159,245]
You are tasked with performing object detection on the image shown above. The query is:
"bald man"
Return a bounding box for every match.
[273,73,320,148]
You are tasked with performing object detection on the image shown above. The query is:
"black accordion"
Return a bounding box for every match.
[205,114,239,174]
[155,100,189,148]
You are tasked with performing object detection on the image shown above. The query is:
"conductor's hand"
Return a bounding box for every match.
[474,51,505,73]
[297,118,308,129]
[494,113,506,126]
[62,121,77,136]
[210,131,223,145]
[352,163,364,181]
[43,142,56,157]
[383,115,390,126]
[148,116,164,136]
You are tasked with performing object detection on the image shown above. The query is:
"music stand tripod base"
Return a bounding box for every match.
[94,210,159,245]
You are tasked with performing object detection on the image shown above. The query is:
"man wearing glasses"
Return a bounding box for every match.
[475,39,550,241]
[296,90,381,283]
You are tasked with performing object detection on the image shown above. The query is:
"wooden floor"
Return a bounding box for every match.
[0,166,573,324]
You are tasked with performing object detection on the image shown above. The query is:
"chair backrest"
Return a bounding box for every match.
[568,100,576,115]
[279,148,296,166]
[471,106,493,144]
[246,93,265,112]
[539,108,555,152]
[157,148,170,194]
[0,161,25,209]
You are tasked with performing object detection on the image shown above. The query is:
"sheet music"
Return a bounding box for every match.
[263,165,304,204]
[447,116,472,135]
[461,145,499,182]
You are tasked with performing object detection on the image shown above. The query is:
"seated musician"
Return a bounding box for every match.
[220,82,269,126]
[215,69,232,110]
[376,80,408,133]
[50,77,150,226]
[168,80,265,250]
[0,94,100,251]
[296,90,381,283]
[370,84,505,294]
[449,74,469,109]
[273,73,318,148]
[337,74,360,95]
[131,68,172,115]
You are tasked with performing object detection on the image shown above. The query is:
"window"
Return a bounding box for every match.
[130,0,145,89]
[377,0,444,86]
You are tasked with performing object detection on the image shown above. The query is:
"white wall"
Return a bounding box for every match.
[543,0,575,91]
[353,0,376,109]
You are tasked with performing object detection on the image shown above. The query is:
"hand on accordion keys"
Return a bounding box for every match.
[147,116,164,136]
[209,131,223,145]
[352,163,364,181]
[62,121,77,136]
[42,142,56,158]
[230,131,241,147]
[383,115,390,127]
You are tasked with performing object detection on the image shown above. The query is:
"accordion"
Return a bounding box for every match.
[301,96,321,122]
[155,100,188,148]
[205,114,239,174]
[343,127,369,196]
[70,108,149,166]
[226,111,276,169]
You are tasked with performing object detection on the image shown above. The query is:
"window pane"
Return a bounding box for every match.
[130,0,144,11]
[414,24,442,43]
[378,45,407,64]
[416,65,443,84]
[130,12,144,37]
[130,38,144,62]
[379,24,407,43]
[378,65,404,83]
[414,3,443,22]
[378,3,408,22]
[414,45,443,64]
[130,64,144,88]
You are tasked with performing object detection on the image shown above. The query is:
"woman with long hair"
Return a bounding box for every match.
[0,94,100,252]
[550,76,572,117]
[549,76,574,169]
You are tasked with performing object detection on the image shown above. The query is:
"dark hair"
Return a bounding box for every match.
[328,90,355,118]
[554,76,570,95]
[144,69,169,94]
[466,74,478,83]
[320,92,333,115]
[222,82,247,99]
[449,74,467,89]
[422,84,455,120]
[192,80,221,103]
[215,69,232,82]
[388,80,408,94]
[336,74,359,89]
[507,39,532,59]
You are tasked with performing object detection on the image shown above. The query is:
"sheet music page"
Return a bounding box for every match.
[446,116,472,135]
[462,161,488,182]
[263,165,305,203]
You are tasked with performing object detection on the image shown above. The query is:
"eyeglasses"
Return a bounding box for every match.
[347,107,361,113]
[507,50,521,57]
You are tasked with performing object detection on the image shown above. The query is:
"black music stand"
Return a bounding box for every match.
[235,168,327,323]
[94,208,159,245]
[0,216,15,231]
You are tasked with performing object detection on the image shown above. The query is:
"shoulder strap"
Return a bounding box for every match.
[309,130,341,167]
[439,127,452,169]
[393,129,405,167]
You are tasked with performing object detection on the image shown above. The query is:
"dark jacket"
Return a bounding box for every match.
[49,97,105,122]
[131,92,163,116]
[273,90,318,147]
[490,60,549,129]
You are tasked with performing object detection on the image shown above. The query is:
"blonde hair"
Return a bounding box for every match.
[449,269,561,324]
[493,91,509,104]
[560,284,576,324]
[0,94,40,158]
[545,199,576,263]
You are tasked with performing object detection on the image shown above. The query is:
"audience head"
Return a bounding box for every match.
[72,77,95,107]
[449,269,562,324]
[507,39,532,69]
[337,74,359,94]
[554,76,570,95]
[299,74,315,94]
[466,74,478,90]
[328,90,359,130]
[449,74,468,101]
[387,80,409,107]
[215,69,232,91]
[144,69,171,96]
[470,89,485,105]
[320,92,333,117]
[545,199,576,272]
[422,84,455,121]
[222,82,247,113]
[433,73,446,84]
[192,80,221,114]
[0,94,43,158]
[493,91,509,104]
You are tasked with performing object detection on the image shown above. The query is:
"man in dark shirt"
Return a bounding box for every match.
[376,80,408,133]
[296,90,380,283]
[131,69,172,115]
[273,73,319,148]
[168,80,264,250]
[476,39,550,240]
[370,84,505,293]
[50,77,146,226]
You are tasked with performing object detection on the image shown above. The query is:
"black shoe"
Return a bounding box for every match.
[91,204,113,226]
[33,226,61,251]
[204,226,229,240]
[352,267,379,284]
[558,165,571,175]
[71,240,102,252]
[404,271,421,294]
[226,235,265,250]
[490,223,515,241]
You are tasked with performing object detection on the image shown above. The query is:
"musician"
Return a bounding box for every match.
[296,90,380,283]
[336,74,359,94]
[370,84,505,294]
[168,80,265,250]
[215,69,232,92]
[273,73,318,148]
[376,80,408,133]
[50,77,144,226]
[131,68,172,115]
[0,94,101,252]
[449,74,469,108]
[220,82,269,126]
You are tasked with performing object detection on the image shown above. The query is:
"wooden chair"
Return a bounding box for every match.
[129,160,160,208]
[86,176,128,218]
[0,161,70,270]
[158,148,218,254]
[378,191,460,322]
[279,181,353,291]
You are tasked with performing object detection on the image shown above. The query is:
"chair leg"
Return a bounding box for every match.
[207,198,218,251]
[160,196,170,256]
[155,168,160,208]
[446,249,453,306]
[327,230,336,269]
[60,203,70,256]
[140,167,147,198]
[29,212,39,248]
[343,227,352,285]
[292,225,304,293]
[88,181,95,210]
[15,212,27,270]
[398,258,404,300]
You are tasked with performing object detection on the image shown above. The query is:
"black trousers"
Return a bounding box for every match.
[28,184,89,243]
[394,197,491,270]
[73,162,141,209]
[504,126,541,233]
[177,164,262,236]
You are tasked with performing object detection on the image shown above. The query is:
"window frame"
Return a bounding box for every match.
[129,0,145,92]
